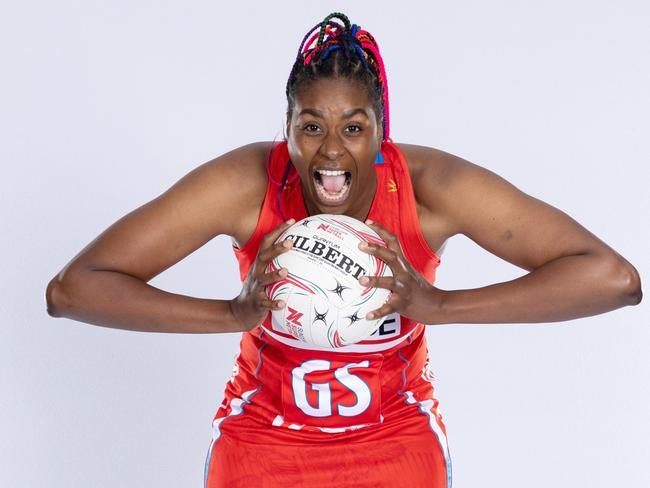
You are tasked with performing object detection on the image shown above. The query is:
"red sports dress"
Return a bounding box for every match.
[204,140,452,488]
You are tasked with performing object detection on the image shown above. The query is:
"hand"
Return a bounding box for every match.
[229,219,295,332]
[357,220,445,325]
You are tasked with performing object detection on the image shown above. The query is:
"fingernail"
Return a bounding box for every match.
[279,268,288,276]
[283,239,293,248]
[278,300,286,308]
[286,219,295,225]
[365,219,374,225]
[366,312,374,320]
[359,276,369,285]
[358,241,368,249]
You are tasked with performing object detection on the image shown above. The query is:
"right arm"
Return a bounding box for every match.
[45,142,291,333]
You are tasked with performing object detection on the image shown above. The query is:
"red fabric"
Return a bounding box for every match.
[207,408,448,488]
[206,141,451,487]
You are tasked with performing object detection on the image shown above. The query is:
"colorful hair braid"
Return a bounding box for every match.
[286,12,391,141]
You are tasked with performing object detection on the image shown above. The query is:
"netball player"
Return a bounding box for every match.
[45,12,642,488]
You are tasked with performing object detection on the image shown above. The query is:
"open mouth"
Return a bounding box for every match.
[312,169,352,203]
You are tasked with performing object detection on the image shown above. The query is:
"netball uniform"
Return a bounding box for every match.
[204,140,452,488]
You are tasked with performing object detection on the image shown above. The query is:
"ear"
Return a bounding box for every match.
[285,110,292,138]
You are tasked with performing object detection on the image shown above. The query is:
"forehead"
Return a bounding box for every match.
[293,77,373,114]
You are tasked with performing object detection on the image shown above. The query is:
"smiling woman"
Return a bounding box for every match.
[45,10,642,488]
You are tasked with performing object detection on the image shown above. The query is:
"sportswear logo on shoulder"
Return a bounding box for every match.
[388,179,397,193]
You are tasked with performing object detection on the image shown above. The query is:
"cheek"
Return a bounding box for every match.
[288,132,311,155]
[289,133,324,164]
[354,146,377,168]
[287,138,305,166]
[287,140,311,179]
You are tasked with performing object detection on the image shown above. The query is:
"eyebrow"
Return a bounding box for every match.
[297,108,370,118]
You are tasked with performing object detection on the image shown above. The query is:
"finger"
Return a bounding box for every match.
[358,240,399,266]
[259,297,287,311]
[365,301,396,321]
[258,237,294,264]
[358,275,395,290]
[365,219,405,255]
[257,267,288,287]
[359,241,412,277]
[260,219,296,250]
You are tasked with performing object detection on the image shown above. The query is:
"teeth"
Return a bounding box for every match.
[317,169,346,176]
[315,180,350,201]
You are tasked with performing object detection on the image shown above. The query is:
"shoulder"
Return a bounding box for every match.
[172,141,272,241]
[394,142,478,239]
[392,142,627,274]
[200,141,270,186]
[394,142,529,241]
[52,142,274,284]
[394,142,463,188]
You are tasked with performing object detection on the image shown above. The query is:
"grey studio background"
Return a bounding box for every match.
[2,1,648,487]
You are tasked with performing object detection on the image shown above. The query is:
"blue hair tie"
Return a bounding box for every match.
[352,44,367,67]
[322,44,342,60]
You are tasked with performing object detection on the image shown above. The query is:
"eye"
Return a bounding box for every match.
[345,124,362,134]
[303,123,321,133]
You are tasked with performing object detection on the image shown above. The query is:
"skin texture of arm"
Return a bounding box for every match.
[400,143,643,325]
[46,142,274,333]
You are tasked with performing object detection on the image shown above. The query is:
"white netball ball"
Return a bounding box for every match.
[266,214,393,348]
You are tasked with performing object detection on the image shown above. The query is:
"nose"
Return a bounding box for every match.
[319,131,345,161]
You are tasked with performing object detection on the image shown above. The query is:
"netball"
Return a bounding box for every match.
[267,214,392,348]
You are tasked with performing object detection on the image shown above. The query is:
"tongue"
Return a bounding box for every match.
[321,174,346,193]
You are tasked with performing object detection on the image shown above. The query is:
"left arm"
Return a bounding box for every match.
[360,146,642,325]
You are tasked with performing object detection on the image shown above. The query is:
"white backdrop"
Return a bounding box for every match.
[2,1,648,487]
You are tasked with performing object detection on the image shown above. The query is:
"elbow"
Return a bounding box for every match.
[623,267,642,306]
[45,275,69,317]
[611,258,643,306]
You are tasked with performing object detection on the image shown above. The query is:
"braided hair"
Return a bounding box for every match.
[272,13,390,220]
[286,12,391,141]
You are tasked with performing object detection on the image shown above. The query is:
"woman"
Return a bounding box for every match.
[46,12,642,488]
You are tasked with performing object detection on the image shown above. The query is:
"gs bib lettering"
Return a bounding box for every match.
[280,353,383,428]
